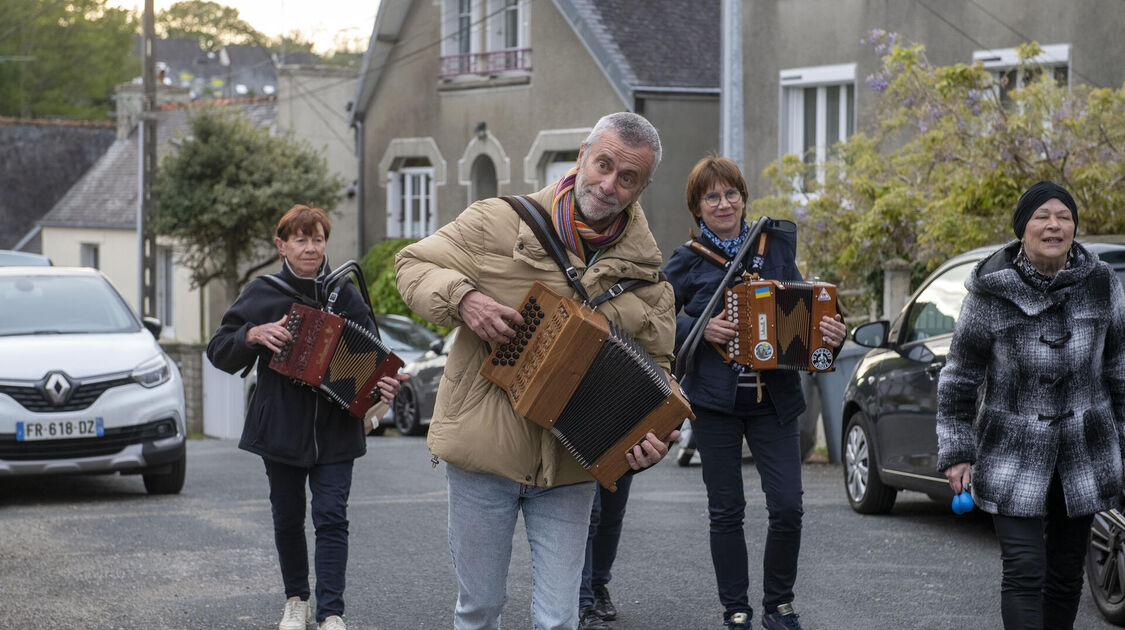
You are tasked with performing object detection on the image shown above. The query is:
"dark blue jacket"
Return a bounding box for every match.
[664,220,807,420]
[206,260,372,467]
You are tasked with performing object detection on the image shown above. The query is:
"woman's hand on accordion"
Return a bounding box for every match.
[246,314,292,353]
[372,374,410,404]
[703,311,737,344]
[458,290,525,344]
[818,314,847,349]
[626,429,681,470]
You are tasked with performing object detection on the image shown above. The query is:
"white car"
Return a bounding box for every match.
[0,267,187,494]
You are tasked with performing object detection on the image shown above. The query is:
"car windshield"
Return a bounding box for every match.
[375,316,441,352]
[0,275,139,336]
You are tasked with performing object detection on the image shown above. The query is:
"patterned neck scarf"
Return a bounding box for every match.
[1014,242,1077,291]
[699,218,749,260]
[551,166,634,260]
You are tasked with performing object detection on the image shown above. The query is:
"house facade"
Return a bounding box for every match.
[38,96,279,344]
[349,0,721,259]
[737,0,1125,198]
[0,118,115,253]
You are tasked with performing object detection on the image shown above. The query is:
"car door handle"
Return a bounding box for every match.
[925,361,945,380]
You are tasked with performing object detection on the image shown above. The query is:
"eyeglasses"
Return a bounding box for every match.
[701,189,743,208]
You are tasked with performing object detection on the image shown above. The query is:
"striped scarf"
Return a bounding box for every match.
[551,166,634,260]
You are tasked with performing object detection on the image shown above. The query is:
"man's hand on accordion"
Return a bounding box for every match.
[458,290,525,344]
[372,374,410,405]
[625,429,681,470]
[246,314,292,353]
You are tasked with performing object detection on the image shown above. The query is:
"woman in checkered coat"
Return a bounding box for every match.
[937,181,1125,630]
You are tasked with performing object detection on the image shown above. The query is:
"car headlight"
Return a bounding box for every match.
[132,354,171,388]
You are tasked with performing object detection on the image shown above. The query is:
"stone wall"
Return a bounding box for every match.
[161,342,204,435]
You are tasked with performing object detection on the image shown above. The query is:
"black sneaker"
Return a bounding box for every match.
[592,584,617,620]
[760,603,802,630]
[579,607,610,630]
[725,612,752,630]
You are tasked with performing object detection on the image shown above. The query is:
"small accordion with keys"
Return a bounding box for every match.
[269,302,404,418]
[714,280,838,372]
[480,282,693,491]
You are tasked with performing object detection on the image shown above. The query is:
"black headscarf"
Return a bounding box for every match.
[1012,180,1078,239]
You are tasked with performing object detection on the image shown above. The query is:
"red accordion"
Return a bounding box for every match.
[269,303,404,418]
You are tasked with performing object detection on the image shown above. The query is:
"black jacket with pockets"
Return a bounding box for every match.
[206,262,373,467]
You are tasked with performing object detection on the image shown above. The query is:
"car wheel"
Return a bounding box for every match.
[143,454,186,495]
[1087,509,1125,626]
[393,383,426,436]
[843,412,896,514]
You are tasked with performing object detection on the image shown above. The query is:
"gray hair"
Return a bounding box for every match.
[584,112,662,179]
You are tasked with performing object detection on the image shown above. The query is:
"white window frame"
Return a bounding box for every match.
[487,0,527,51]
[386,166,436,239]
[79,242,100,270]
[442,0,480,58]
[973,43,1071,103]
[155,245,174,336]
[778,63,856,189]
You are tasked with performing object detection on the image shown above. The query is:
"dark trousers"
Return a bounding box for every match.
[579,472,634,610]
[263,457,354,622]
[692,388,804,621]
[991,473,1094,630]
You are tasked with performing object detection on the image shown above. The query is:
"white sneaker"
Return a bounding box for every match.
[279,596,310,630]
[318,615,347,630]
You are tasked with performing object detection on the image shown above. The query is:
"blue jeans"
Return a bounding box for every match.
[692,388,804,622]
[579,473,633,610]
[446,463,597,630]
[262,457,354,623]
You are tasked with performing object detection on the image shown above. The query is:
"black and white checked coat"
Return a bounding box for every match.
[936,240,1125,517]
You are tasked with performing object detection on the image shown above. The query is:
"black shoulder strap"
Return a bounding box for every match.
[261,274,319,308]
[501,195,590,303]
[688,227,771,277]
[501,195,661,308]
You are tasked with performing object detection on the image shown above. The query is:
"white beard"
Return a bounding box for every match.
[574,168,624,226]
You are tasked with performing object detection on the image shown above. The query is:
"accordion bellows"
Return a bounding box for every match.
[714,280,838,372]
[269,303,404,419]
[480,282,693,491]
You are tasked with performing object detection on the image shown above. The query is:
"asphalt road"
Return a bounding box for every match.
[0,436,1118,630]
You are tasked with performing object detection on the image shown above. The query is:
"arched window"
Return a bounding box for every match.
[470,154,497,202]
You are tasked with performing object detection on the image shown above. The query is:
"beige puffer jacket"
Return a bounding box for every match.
[395,185,675,487]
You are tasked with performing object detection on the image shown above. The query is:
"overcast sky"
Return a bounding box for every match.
[106,0,379,53]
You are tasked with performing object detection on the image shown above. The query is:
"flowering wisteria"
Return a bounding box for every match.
[748,31,1125,320]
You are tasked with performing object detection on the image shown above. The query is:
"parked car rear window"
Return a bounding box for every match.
[903,262,974,342]
[375,316,441,353]
[0,275,138,336]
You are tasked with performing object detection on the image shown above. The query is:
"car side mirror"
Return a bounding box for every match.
[852,321,889,348]
[904,344,935,363]
[142,316,163,338]
[429,338,443,353]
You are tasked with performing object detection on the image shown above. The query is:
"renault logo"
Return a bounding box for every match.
[42,372,73,406]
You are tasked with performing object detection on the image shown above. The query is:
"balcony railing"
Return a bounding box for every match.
[440,48,531,79]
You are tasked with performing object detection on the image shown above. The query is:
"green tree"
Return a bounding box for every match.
[153,107,345,304]
[359,239,448,334]
[751,32,1125,318]
[156,0,266,50]
[0,0,135,119]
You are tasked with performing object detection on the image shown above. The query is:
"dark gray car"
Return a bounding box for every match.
[839,237,1125,626]
[390,327,458,436]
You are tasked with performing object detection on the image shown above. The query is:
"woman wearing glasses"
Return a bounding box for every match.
[663,156,846,630]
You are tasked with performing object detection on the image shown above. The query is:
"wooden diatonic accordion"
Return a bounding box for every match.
[269,303,404,419]
[479,282,694,491]
[713,280,838,372]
